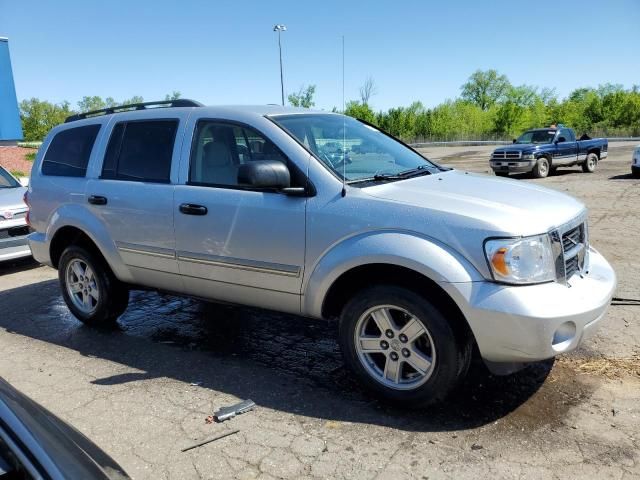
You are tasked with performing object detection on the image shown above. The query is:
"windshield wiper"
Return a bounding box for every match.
[348,166,434,184]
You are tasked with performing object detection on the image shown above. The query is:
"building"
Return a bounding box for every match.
[0,37,23,145]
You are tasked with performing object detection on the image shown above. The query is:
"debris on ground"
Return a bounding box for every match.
[214,399,256,422]
[205,415,215,424]
[570,354,640,378]
[181,430,240,452]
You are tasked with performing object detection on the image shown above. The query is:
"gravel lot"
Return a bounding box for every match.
[0,142,638,479]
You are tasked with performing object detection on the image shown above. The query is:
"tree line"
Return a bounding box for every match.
[18,71,640,142]
[342,70,640,141]
[18,92,182,141]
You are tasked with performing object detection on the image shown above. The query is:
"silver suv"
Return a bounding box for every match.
[27,100,616,406]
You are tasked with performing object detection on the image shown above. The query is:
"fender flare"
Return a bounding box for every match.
[46,204,132,282]
[301,230,483,318]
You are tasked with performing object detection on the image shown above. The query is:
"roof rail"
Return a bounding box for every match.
[64,99,204,123]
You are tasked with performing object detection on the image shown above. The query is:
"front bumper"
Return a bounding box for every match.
[490,160,535,174]
[0,221,32,262]
[441,247,616,364]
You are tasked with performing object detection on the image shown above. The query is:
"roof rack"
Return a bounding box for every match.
[64,99,204,123]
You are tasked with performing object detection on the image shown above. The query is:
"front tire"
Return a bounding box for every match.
[582,152,598,173]
[338,285,471,407]
[532,157,550,178]
[58,245,129,326]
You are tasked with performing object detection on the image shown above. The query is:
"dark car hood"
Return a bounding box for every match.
[493,144,546,154]
[0,377,129,479]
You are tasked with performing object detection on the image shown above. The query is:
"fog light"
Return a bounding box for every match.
[552,321,577,352]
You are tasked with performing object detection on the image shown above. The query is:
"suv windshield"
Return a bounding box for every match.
[515,130,557,145]
[0,166,20,188]
[271,114,442,182]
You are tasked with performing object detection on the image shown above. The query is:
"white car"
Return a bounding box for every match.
[0,165,31,261]
[632,145,640,178]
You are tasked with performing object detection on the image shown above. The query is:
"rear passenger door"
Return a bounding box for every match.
[86,117,185,292]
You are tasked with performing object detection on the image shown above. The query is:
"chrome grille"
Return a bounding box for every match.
[0,211,26,220]
[491,150,522,160]
[561,222,587,280]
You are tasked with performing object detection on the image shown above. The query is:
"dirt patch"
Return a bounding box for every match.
[0,146,36,176]
[559,354,640,379]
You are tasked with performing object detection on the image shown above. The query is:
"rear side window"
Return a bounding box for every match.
[101,120,178,183]
[42,125,101,177]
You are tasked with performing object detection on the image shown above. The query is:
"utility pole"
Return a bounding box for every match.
[273,24,287,106]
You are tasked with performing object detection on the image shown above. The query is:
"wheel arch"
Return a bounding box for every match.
[587,148,601,158]
[302,231,482,320]
[45,205,130,281]
[323,262,476,344]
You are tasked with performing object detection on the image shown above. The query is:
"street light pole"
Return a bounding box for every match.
[273,24,287,106]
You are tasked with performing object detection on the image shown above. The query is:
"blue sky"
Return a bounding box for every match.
[1,0,639,111]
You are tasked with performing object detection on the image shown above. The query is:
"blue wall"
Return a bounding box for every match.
[0,38,23,142]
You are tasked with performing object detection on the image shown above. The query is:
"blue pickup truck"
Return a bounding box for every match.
[490,126,608,178]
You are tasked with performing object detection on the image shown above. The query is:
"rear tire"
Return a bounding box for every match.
[338,285,472,407]
[58,245,129,327]
[582,153,598,173]
[532,157,550,178]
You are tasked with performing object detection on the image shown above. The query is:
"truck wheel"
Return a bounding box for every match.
[338,285,471,407]
[58,245,129,327]
[532,157,549,178]
[582,153,598,173]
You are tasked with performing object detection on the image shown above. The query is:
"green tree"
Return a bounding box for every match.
[165,91,182,101]
[461,69,511,111]
[344,101,377,124]
[121,95,144,105]
[288,85,316,108]
[19,98,74,141]
[77,96,106,113]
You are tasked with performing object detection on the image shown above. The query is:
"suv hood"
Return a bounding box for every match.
[363,170,585,236]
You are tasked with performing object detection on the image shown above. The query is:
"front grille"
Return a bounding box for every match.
[564,255,580,279]
[491,151,522,160]
[561,222,587,280]
[0,211,26,221]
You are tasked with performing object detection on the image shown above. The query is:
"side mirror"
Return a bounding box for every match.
[237,160,290,190]
[557,136,566,143]
[512,139,517,144]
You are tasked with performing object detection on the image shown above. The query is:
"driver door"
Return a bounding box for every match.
[173,119,307,314]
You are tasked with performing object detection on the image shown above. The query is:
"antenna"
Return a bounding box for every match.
[341,35,347,197]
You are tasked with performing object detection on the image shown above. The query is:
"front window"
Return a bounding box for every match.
[271,114,442,182]
[515,130,557,145]
[0,166,20,188]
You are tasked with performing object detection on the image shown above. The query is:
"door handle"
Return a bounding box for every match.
[179,203,208,216]
[88,195,107,205]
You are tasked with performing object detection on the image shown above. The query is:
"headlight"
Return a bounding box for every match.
[484,234,556,284]
[522,153,535,160]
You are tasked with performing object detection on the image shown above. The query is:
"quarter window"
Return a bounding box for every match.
[560,128,575,142]
[189,121,288,187]
[42,124,101,177]
[101,120,178,183]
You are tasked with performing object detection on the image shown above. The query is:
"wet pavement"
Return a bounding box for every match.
[0,143,639,478]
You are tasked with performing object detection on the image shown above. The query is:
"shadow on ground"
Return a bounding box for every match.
[0,278,593,433]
